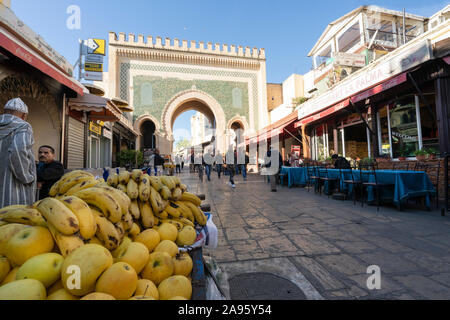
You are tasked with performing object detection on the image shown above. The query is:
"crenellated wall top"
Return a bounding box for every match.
[109,32,266,60]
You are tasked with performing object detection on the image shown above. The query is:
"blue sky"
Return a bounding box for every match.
[10,0,449,144]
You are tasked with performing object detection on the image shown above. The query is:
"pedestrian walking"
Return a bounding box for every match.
[36,145,64,199]
[264,148,283,192]
[153,149,165,176]
[0,98,37,207]
[175,155,181,174]
[215,153,224,179]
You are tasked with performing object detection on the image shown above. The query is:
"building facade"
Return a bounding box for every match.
[103,32,269,156]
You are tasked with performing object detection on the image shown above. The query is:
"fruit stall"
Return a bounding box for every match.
[0,170,217,300]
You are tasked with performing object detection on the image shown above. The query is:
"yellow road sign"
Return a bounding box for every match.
[84,62,103,72]
[87,39,106,55]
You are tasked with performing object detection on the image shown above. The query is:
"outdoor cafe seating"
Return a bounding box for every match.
[280,159,439,212]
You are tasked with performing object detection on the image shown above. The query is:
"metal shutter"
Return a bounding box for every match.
[67,117,85,169]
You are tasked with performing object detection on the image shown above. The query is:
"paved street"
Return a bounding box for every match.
[180,169,450,300]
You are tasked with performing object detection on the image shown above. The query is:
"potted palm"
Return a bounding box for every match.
[425,147,437,160]
[414,149,427,161]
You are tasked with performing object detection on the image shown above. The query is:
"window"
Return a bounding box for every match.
[389,96,419,158]
[141,82,153,106]
[367,18,395,44]
[338,22,361,52]
[315,45,332,67]
[419,93,439,151]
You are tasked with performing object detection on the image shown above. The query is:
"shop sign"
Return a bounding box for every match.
[298,40,431,121]
[332,52,366,68]
[103,128,112,140]
[84,71,103,81]
[84,62,103,73]
[291,145,301,157]
[89,121,101,135]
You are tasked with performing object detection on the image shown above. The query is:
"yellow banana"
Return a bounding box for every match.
[178,217,195,228]
[128,223,140,241]
[162,219,183,231]
[95,185,130,217]
[175,201,195,222]
[150,187,165,213]
[73,188,122,224]
[172,176,181,187]
[64,179,99,196]
[149,176,163,192]
[94,214,120,250]
[138,201,155,229]
[154,216,160,227]
[121,212,133,232]
[154,209,169,220]
[49,170,91,196]
[84,236,103,246]
[171,188,182,201]
[179,184,187,193]
[139,175,151,202]
[116,184,127,193]
[0,221,7,227]
[129,200,140,220]
[107,173,119,188]
[127,179,139,200]
[165,202,181,218]
[180,192,202,206]
[131,169,143,183]
[58,174,95,195]
[60,196,97,240]
[37,198,80,235]
[115,221,126,243]
[160,185,172,200]
[160,176,176,190]
[118,171,130,185]
[47,222,84,258]
[0,207,47,227]
[182,201,207,226]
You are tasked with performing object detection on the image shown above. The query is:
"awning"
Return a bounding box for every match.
[246,110,298,145]
[297,99,350,127]
[68,93,122,122]
[295,71,409,128]
[0,27,85,96]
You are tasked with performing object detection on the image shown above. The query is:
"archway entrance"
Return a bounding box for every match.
[141,120,156,150]
[230,121,244,148]
[163,90,227,155]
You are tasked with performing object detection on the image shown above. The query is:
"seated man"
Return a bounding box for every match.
[332,154,351,169]
[36,145,64,199]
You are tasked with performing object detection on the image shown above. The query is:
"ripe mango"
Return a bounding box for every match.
[95,262,138,300]
[1,266,19,286]
[115,242,149,274]
[0,279,46,300]
[141,251,174,285]
[134,279,159,300]
[4,226,54,266]
[158,275,192,300]
[61,244,113,296]
[157,223,178,242]
[135,229,160,253]
[0,256,11,283]
[47,288,79,300]
[80,292,116,300]
[111,237,132,259]
[0,224,30,255]
[154,240,179,258]
[16,253,64,288]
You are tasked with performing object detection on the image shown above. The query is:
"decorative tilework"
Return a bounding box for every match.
[119,63,259,129]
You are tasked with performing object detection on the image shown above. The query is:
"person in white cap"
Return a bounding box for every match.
[0,98,36,208]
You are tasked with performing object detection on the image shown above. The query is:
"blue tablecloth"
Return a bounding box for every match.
[318,169,436,210]
[280,167,309,187]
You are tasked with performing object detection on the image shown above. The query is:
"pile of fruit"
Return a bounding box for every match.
[0,169,208,300]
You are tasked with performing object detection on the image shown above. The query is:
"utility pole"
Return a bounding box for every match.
[403,9,407,45]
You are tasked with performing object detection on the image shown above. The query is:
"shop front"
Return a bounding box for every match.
[1,5,85,165]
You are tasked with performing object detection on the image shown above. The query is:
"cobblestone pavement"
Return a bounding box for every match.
[179,169,450,300]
